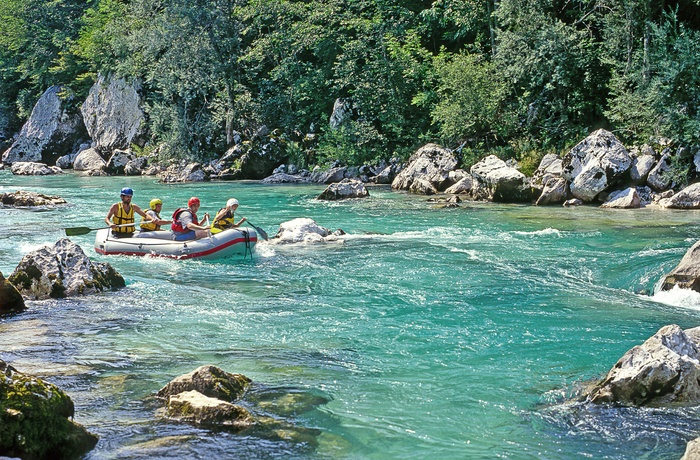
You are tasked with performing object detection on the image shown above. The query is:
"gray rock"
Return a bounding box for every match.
[8,238,125,300]
[470,155,533,202]
[629,154,656,184]
[444,176,475,195]
[584,325,700,406]
[536,177,568,206]
[261,172,309,184]
[157,365,251,402]
[104,148,136,175]
[1,86,87,165]
[658,183,700,209]
[73,147,107,171]
[563,198,583,207]
[329,98,354,129]
[532,154,563,186]
[81,74,145,155]
[317,178,369,200]
[165,390,255,430]
[310,166,347,184]
[124,156,148,176]
[159,162,208,183]
[10,162,62,175]
[0,191,66,207]
[660,239,700,292]
[562,129,632,201]
[392,144,457,193]
[600,187,641,208]
[270,218,344,245]
[647,151,673,191]
[681,437,700,460]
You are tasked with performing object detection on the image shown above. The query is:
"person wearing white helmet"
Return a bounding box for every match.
[210,198,247,234]
[139,198,172,232]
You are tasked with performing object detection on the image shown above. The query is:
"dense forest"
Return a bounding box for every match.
[1,0,700,172]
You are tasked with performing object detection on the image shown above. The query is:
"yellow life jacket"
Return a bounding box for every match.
[140,210,160,231]
[113,202,135,234]
[211,208,235,233]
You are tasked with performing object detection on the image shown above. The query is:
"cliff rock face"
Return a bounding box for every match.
[1,86,87,166]
[80,74,145,156]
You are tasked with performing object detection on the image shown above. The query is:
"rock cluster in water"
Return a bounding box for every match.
[0,190,67,207]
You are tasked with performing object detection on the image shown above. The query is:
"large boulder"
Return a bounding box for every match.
[0,191,66,207]
[583,325,700,406]
[317,178,369,200]
[600,187,641,209]
[10,162,62,176]
[8,238,125,300]
[444,176,476,195]
[104,148,137,175]
[629,146,657,184]
[156,365,251,402]
[391,144,457,194]
[0,360,98,458]
[470,155,534,202]
[682,438,700,460]
[532,153,563,186]
[310,165,348,184]
[535,177,568,206]
[660,239,700,292]
[658,182,700,209]
[562,129,632,201]
[270,218,345,245]
[1,86,87,166]
[647,151,673,191]
[159,162,208,182]
[73,147,107,171]
[212,136,286,180]
[0,271,25,314]
[80,74,145,156]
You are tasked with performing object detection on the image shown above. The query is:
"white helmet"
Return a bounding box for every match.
[226,198,239,207]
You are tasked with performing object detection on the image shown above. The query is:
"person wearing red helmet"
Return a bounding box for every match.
[104,187,150,238]
[170,196,210,241]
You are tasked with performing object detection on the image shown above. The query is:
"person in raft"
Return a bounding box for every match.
[139,198,172,232]
[171,196,211,241]
[210,198,247,234]
[104,187,150,238]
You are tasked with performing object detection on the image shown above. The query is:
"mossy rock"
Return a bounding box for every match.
[0,271,25,314]
[157,365,251,402]
[0,360,98,459]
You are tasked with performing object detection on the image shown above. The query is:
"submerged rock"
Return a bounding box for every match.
[8,238,125,300]
[10,162,63,175]
[0,359,98,458]
[583,325,700,406]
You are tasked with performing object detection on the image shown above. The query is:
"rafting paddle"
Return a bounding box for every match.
[244,219,269,241]
[65,223,144,236]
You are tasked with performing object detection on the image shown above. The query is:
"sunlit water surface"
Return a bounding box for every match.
[3,171,700,459]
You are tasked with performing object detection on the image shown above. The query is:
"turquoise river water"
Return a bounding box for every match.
[3,171,700,459]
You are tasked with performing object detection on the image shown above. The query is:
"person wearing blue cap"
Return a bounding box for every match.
[104,187,150,237]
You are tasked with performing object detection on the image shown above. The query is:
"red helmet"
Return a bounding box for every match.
[188,197,200,207]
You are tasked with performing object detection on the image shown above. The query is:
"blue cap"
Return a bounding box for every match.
[120,187,134,196]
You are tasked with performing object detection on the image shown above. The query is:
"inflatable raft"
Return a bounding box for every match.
[94,227,256,260]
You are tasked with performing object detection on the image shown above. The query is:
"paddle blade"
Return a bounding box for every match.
[64,226,94,236]
[255,225,269,241]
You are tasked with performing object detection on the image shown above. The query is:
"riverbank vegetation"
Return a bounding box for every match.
[1,0,699,170]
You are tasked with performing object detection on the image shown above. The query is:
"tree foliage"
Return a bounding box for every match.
[0,0,699,165]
